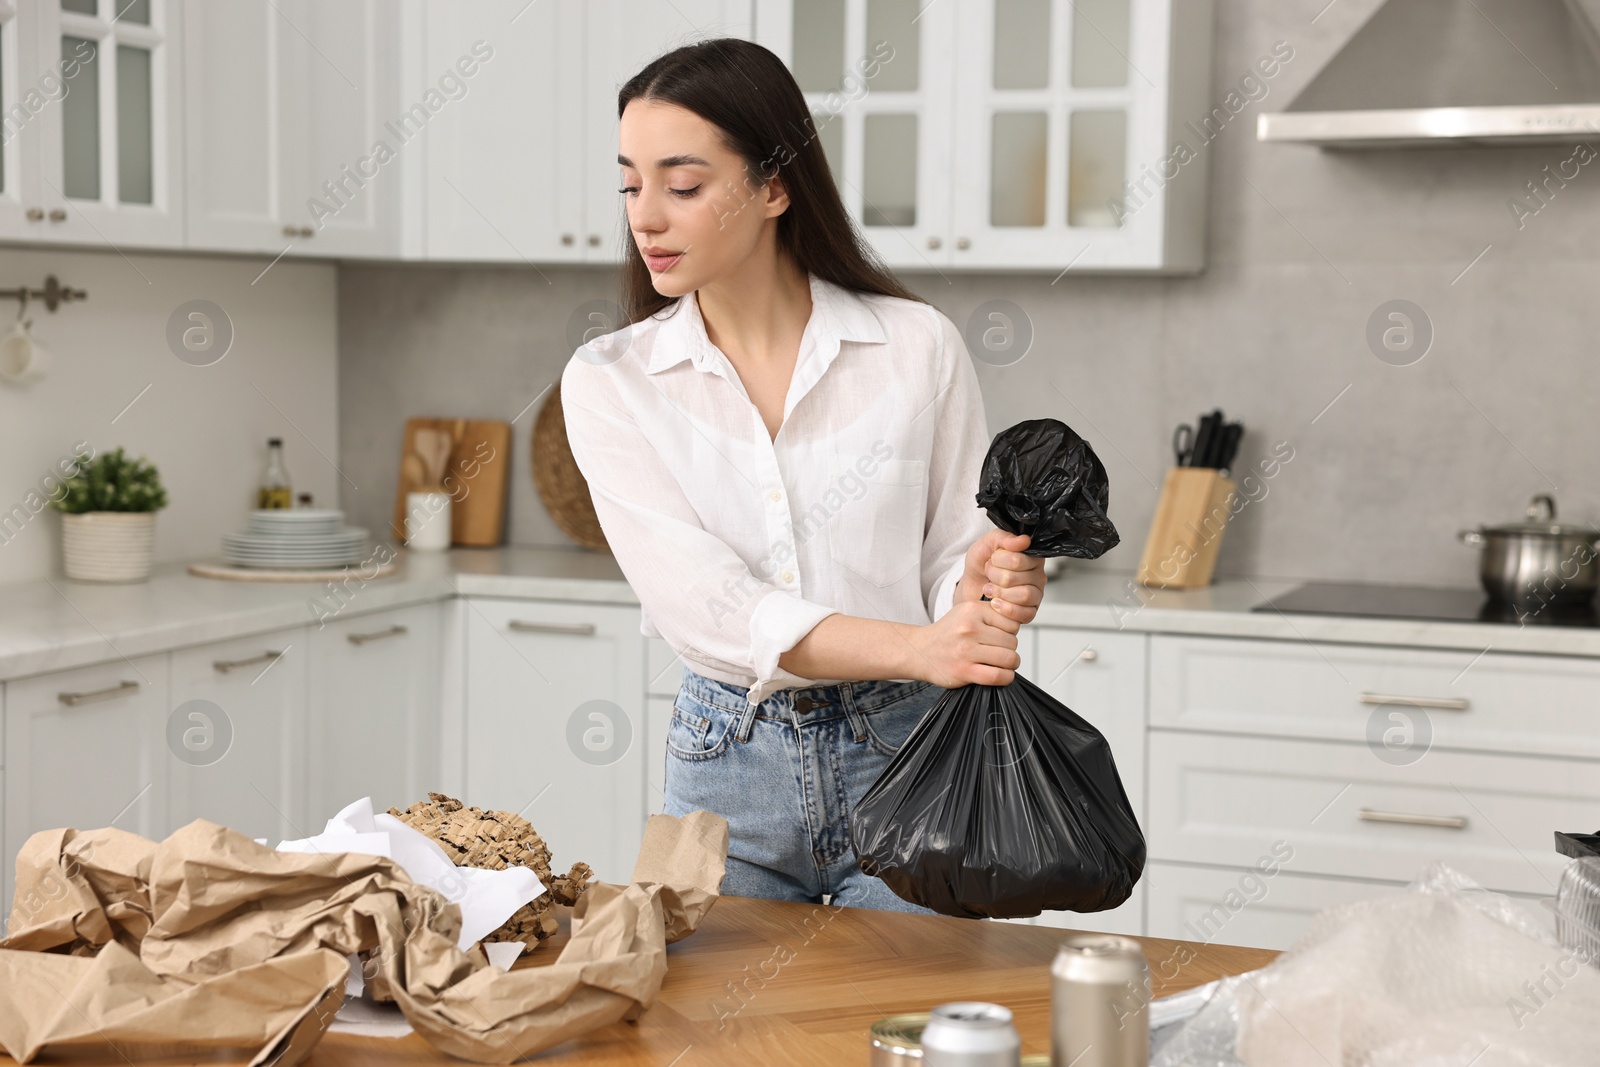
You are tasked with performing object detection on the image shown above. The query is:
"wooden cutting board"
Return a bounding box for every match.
[390,417,511,546]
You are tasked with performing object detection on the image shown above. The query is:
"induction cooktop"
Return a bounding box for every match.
[1250,581,1600,628]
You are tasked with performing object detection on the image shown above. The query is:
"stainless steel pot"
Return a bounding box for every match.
[1458,494,1600,606]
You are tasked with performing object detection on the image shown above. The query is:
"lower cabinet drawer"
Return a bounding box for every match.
[1149,634,1600,760]
[1146,863,1405,951]
[1145,862,1548,952]
[1148,731,1599,895]
[1029,882,1145,938]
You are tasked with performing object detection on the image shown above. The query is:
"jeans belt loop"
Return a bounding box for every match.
[735,693,759,744]
[839,682,868,743]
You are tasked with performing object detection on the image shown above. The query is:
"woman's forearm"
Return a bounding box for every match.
[777,613,924,682]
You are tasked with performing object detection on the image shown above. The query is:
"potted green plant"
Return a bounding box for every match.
[49,446,168,581]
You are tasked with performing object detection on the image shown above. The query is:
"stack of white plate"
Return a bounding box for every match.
[223,509,368,568]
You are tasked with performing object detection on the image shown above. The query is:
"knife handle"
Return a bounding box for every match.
[1190,414,1218,468]
[1217,423,1244,472]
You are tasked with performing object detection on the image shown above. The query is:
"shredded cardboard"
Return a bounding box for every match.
[388,792,593,949]
[0,809,727,1065]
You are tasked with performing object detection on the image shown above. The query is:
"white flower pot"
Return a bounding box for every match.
[61,511,156,582]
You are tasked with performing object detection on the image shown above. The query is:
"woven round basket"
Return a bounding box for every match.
[531,382,610,552]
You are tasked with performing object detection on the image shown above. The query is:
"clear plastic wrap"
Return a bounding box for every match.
[1152,861,1599,1067]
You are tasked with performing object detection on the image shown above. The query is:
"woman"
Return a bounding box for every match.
[561,38,1046,914]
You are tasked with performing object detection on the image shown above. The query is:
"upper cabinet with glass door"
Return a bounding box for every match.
[753,0,957,272]
[29,0,184,247]
[755,0,1213,272]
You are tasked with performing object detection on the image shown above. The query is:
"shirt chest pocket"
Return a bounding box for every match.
[822,450,928,588]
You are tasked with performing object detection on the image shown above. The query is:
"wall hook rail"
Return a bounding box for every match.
[0,275,87,313]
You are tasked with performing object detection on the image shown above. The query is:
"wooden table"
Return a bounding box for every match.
[313,896,1278,1066]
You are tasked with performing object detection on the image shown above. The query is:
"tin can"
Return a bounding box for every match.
[1051,934,1149,1067]
[870,1013,930,1066]
[920,1002,1021,1067]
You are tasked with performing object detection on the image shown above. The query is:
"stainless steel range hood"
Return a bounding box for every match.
[1258,0,1600,147]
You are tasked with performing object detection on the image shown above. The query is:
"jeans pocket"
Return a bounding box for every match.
[665,694,736,761]
[860,681,937,757]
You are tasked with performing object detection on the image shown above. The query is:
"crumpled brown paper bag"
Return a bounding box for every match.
[0,810,727,1065]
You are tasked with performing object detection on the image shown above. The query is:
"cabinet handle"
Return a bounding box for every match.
[507,620,596,636]
[213,649,285,673]
[282,225,299,237]
[26,206,43,221]
[300,226,315,238]
[587,234,600,247]
[926,236,941,250]
[48,208,67,222]
[956,237,971,250]
[1358,692,1469,711]
[1358,808,1468,830]
[1078,648,1099,662]
[348,624,408,646]
[561,233,575,246]
[58,679,140,706]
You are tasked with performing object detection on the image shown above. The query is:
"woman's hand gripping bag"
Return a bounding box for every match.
[849,419,1145,919]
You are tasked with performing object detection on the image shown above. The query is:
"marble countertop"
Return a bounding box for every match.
[3,546,1598,682]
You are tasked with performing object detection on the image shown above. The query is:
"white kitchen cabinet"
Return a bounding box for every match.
[3,654,167,914]
[1147,730,1598,897]
[2,0,186,247]
[421,0,751,264]
[167,627,308,842]
[754,0,1212,272]
[753,0,956,270]
[184,0,416,257]
[1029,626,1147,936]
[1150,633,1600,761]
[645,636,684,822]
[464,598,646,883]
[646,636,685,699]
[0,3,41,241]
[307,602,442,818]
[646,694,672,819]
[419,0,584,263]
[580,0,755,263]
[1144,862,1407,951]
[1143,861,1551,952]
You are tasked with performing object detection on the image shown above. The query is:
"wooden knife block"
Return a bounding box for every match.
[1136,467,1238,588]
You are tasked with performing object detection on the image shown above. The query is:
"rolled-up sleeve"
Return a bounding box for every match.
[561,355,837,708]
[919,307,995,622]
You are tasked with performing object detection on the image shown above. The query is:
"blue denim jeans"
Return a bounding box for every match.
[662,668,944,915]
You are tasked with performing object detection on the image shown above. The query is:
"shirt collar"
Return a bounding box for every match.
[645,271,888,376]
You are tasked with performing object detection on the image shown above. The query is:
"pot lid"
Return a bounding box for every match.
[1480,494,1600,538]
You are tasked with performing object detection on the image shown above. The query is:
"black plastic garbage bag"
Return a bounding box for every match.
[976,418,1119,559]
[850,675,1146,919]
[849,419,1144,919]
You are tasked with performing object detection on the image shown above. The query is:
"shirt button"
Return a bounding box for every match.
[768,490,782,502]
[782,571,794,583]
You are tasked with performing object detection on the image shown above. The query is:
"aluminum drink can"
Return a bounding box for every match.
[920,1001,1022,1067]
[1050,934,1149,1067]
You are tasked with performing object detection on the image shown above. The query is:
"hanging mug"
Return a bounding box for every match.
[0,311,51,384]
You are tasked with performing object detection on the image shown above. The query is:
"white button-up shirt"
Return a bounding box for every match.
[560,272,993,710]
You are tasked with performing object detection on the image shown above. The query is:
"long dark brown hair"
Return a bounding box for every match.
[615,37,924,325]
